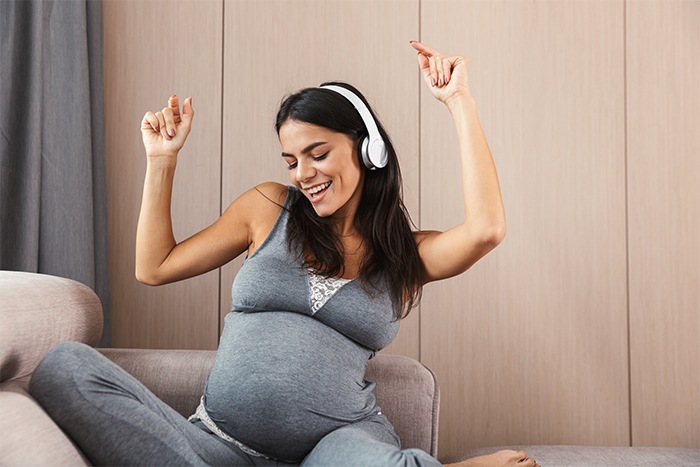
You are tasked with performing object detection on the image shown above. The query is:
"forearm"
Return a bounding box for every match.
[135,156,178,284]
[447,94,506,242]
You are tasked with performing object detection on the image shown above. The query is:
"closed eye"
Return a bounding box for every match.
[287,152,329,170]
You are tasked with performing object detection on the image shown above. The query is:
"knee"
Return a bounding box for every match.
[29,342,95,399]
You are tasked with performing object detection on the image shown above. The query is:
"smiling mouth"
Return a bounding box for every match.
[307,181,332,198]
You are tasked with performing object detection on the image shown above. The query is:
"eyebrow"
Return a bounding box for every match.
[281,141,327,158]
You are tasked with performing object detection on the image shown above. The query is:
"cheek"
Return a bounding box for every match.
[287,169,301,187]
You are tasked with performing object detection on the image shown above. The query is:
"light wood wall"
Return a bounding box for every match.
[627,0,700,448]
[103,0,700,459]
[103,0,223,350]
[420,0,630,453]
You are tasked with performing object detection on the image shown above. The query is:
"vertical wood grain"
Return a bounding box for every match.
[219,0,420,358]
[627,0,700,448]
[104,0,223,349]
[420,0,629,457]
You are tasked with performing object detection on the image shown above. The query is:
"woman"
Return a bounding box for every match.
[29,41,538,467]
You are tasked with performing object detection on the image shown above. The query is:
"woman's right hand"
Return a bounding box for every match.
[141,95,194,158]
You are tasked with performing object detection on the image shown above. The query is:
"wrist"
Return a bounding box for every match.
[446,94,478,121]
[445,92,476,113]
[146,153,178,167]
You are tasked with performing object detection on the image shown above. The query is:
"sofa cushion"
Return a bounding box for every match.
[441,445,700,466]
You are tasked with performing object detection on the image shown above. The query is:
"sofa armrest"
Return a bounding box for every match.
[0,271,103,383]
[367,354,440,457]
[0,389,90,466]
[100,348,216,418]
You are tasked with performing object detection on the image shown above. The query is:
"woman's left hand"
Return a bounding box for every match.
[410,41,472,105]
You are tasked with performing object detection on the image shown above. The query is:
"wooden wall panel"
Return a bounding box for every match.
[420,0,629,457]
[219,0,420,358]
[104,0,223,349]
[627,0,700,448]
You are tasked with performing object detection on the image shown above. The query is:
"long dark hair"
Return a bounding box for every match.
[275,82,422,320]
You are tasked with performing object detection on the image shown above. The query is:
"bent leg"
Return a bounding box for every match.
[301,414,441,467]
[28,342,254,466]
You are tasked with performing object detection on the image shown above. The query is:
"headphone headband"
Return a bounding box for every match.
[319,85,388,170]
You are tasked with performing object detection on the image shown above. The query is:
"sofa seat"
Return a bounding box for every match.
[442,445,700,466]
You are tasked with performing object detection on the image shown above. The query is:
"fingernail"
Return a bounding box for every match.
[169,129,175,137]
[431,78,436,86]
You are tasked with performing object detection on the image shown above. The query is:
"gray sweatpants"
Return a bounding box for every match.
[28,342,441,467]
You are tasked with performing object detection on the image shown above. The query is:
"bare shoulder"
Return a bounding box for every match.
[253,181,289,207]
[222,182,289,255]
[222,182,287,214]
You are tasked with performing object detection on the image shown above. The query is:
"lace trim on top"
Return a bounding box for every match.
[308,269,351,314]
[189,397,271,459]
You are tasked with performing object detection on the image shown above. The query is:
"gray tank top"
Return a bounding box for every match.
[202,186,399,462]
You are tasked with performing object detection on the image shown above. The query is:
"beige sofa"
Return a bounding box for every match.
[2,271,698,466]
[0,271,439,465]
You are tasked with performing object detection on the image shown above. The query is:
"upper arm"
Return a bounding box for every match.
[414,223,506,285]
[146,182,287,285]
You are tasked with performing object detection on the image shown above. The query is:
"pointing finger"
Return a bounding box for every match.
[409,40,441,58]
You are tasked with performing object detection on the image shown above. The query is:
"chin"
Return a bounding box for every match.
[311,206,335,218]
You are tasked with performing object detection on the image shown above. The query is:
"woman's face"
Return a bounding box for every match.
[279,119,363,219]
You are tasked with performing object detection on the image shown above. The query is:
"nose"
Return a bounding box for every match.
[294,159,316,183]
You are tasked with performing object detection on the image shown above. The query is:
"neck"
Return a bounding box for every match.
[331,217,357,237]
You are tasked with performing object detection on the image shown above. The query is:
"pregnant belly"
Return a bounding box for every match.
[203,311,377,462]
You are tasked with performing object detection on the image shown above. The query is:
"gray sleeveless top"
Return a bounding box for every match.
[202,186,399,462]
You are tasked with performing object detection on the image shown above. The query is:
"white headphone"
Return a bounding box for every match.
[320,85,388,170]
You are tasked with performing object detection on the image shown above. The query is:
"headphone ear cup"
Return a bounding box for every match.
[359,136,372,169]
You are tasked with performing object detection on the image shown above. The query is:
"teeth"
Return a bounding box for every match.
[308,181,331,194]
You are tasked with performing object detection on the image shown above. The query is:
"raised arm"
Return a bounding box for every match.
[136,95,254,285]
[410,41,506,284]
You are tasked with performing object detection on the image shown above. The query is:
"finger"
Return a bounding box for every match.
[155,111,170,140]
[409,40,440,57]
[443,57,453,85]
[142,111,160,133]
[168,94,181,123]
[162,107,176,137]
[182,96,194,122]
[434,56,445,87]
[416,52,431,82]
[428,56,437,87]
